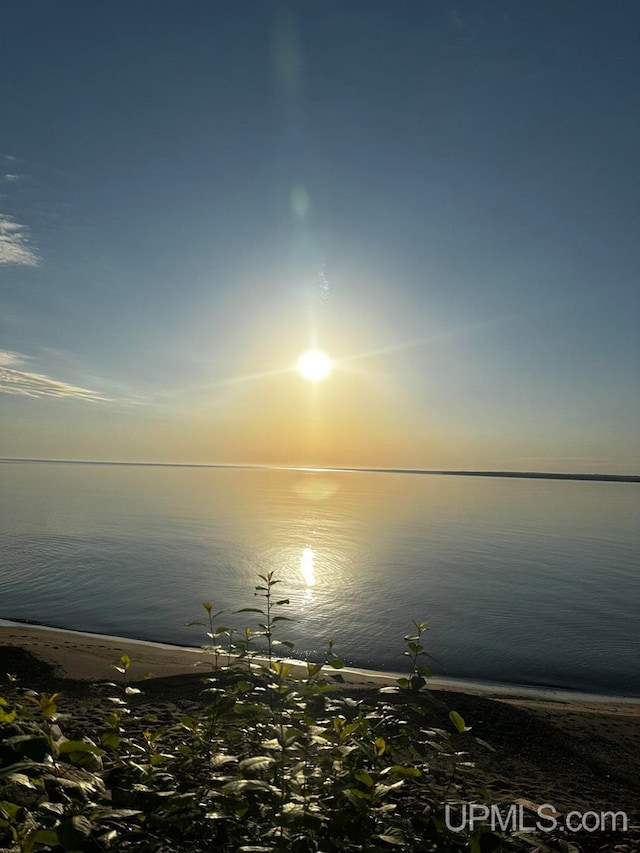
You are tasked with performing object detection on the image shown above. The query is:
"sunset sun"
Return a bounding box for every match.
[296,348,332,382]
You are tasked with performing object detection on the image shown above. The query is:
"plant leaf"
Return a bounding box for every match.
[238,755,276,772]
[58,740,104,756]
[449,710,469,733]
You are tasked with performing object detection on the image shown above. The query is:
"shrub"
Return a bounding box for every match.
[0,574,531,852]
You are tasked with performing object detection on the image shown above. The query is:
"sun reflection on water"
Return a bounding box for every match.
[301,547,316,587]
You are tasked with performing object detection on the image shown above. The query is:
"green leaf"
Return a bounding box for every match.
[223,779,277,794]
[343,788,371,804]
[238,755,276,773]
[236,607,264,614]
[0,800,21,820]
[58,740,104,756]
[376,831,406,846]
[210,753,238,768]
[24,829,59,853]
[101,732,121,749]
[38,695,59,719]
[385,765,421,778]
[449,710,468,733]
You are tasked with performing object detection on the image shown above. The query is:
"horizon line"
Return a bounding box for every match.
[0,457,638,483]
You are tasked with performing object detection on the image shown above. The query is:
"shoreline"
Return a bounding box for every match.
[3,620,640,830]
[2,618,639,708]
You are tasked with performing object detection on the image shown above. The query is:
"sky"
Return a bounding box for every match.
[1,1,638,473]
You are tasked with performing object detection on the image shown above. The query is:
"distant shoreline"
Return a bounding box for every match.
[1,457,638,482]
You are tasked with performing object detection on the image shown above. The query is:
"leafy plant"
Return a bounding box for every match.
[0,574,542,852]
[185,601,228,671]
[237,571,295,663]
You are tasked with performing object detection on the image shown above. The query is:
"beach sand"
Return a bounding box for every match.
[1,622,639,849]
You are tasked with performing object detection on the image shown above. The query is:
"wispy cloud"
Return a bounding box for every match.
[0,214,39,266]
[0,351,110,402]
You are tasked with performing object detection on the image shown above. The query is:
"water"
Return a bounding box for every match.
[1,461,638,695]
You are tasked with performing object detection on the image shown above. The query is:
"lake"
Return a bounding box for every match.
[1,460,638,695]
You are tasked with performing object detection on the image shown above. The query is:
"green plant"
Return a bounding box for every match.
[0,574,538,852]
[185,601,228,671]
[397,620,433,691]
[237,571,295,664]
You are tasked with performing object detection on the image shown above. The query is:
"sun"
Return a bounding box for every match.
[296,348,332,382]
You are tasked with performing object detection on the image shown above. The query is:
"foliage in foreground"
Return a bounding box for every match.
[0,573,561,852]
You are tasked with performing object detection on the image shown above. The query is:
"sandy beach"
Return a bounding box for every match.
[1,620,639,849]
[3,620,639,703]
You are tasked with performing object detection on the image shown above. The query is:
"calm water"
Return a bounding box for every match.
[1,461,639,695]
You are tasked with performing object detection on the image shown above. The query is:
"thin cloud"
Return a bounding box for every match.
[2,174,21,183]
[0,214,39,266]
[0,351,110,402]
[0,351,23,367]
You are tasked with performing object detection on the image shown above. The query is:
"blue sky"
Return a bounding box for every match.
[1,1,638,472]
